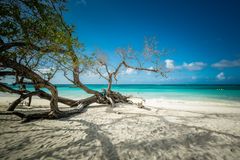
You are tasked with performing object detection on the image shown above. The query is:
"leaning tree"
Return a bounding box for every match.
[0,0,168,121]
[61,37,168,108]
[0,0,93,120]
[53,15,168,108]
[42,0,168,108]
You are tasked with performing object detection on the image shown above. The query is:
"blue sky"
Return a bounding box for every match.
[52,0,240,84]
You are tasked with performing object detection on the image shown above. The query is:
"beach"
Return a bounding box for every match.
[2,0,240,159]
[0,94,240,160]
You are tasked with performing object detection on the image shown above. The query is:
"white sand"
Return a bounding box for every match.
[0,95,240,160]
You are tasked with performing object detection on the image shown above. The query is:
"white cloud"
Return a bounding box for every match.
[148,66,154,70]
[183,62,207,71]
[165,59,206,71]
[125,68,135,74]
[147,66,153,75]
[86,72,100,78]
[164,59,182,70]
[212,59,240,69]
[165,59,175,70]
[38,68,53,74]
[216,72,225,80]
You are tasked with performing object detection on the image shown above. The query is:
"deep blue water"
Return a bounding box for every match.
[4,84,240,102]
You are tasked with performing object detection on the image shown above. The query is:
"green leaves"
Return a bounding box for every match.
[1,0,95,83]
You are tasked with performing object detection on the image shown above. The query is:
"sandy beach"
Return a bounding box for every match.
[2,0,240,159]
[0,96,240,160]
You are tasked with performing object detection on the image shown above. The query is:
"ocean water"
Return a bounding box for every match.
[4,84,240,103]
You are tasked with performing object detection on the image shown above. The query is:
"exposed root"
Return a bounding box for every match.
[80,91,134,108]
[0,100,92,122]
[2,89,145,122]
[106,95,116,107]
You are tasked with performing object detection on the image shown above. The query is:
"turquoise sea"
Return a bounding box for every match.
[5,84,240,103]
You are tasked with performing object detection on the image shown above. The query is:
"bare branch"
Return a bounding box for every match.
[122,61,166,77]
[96,68,108,80]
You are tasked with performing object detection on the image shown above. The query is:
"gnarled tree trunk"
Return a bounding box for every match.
[0,56,60,118]
[7,91,39,111]
[0,82,78,110]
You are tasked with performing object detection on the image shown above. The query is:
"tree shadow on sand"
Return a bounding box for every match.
[1,106,240,160]
[0,118,120,160]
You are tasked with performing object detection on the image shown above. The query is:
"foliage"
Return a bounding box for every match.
[0,0,84,82]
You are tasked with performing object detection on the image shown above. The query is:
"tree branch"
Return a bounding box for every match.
[96,68,108,80]
[0,71,16,77]
[0,42,26,52]
[122,61,166,77]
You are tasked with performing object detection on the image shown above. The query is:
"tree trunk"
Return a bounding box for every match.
[7,97,24,111]
[37,90,77,107]
[0,56,60,117]
[1,82,78,109]
[68,51,101,96]
[36,83,61,117]
[27,96,32,106]
[107,75,112,93]
[7,91,40,111]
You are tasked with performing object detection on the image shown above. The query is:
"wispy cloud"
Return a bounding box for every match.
[216,72,225,80]
[212,59,240,69]
[183,62,207,71]
[146,66,153,75]
[125,68,135,75]
[38,68,53,74]
[165,59,206,71]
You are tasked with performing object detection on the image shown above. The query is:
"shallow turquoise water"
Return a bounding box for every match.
[5,84,240,102]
